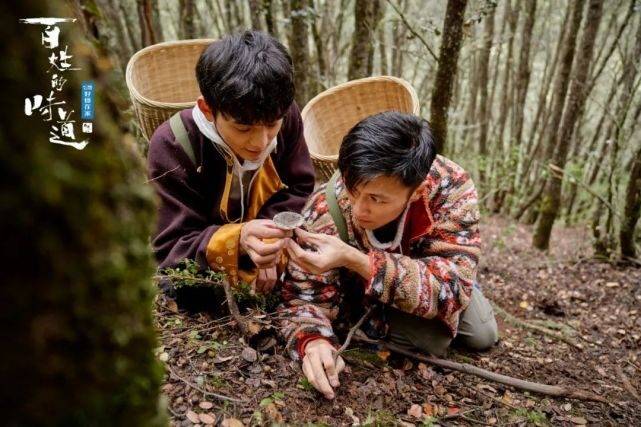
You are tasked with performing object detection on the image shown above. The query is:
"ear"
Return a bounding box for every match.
[408,181,427,203]
[196,96,215,121]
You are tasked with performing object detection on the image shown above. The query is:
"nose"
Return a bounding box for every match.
[249,128,271,152]
[353,198,370,219]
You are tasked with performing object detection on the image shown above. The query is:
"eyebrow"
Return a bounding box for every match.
[366,192,389,199]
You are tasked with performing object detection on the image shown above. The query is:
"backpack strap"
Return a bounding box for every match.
[169,112,196,167]
[325,170,349,243]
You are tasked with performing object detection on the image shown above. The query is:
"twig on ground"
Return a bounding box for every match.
[465,381,520,410]
[616,365,641,402]
[165,364,244,403]
[491,302,583,349]
[334,306,374,362]
[352,335,607,403]
[220,278,260,338]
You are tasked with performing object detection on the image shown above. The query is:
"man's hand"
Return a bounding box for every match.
[285,229,350,274]
[255,266,278,294]
[302,339,346,399]
[240,219,290,269]
[286,229,371,279]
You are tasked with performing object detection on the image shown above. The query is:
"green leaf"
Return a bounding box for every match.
[259,397,273,407]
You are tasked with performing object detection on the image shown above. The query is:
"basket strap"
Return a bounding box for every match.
[325,170,349,243]
[169,112,196,167]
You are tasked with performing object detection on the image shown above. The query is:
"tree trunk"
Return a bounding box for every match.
[290,0,311,106]
[2,1,164,424]
[429,0,468,153]
[505,0,537,213]
[533,0,603,250]
[493,0,519,153]
[378,20,389,75]
[310,0,327,92]
[265,0,279,37]
[511,0,536,148]
[391,0,408,76]
[248,0,265,31]
[180,0,197,39]
[476,4,496,182]
[621,146,641,258]
[137,0,162,46]
[490,0,520,211]
[348,0,382,80]
[518,0,571,191]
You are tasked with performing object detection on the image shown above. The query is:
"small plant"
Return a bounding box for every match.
[158,258,225,289]
[209,374,227,388]
[420,416,437,427]
[297,377,315,391]
[260,391,285,407]
[158,258,279,311]
[362,409,396,426]
[511,408,548,426]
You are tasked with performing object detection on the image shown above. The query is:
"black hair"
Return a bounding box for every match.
[196,30,294,125]
[338,111,437,192]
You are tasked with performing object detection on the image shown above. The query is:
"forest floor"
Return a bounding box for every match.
[155,216,641,426]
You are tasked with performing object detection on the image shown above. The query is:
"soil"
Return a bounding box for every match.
[155,216,641,426]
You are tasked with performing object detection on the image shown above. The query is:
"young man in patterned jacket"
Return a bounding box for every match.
[278,112,498,399]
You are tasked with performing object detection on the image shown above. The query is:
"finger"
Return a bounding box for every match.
[246,236,286,256]
[309,353,335,399]
[294,228,325,244]
[262,267,277,293]
[255,269,266,294]
[252,222,288,239]
[336,356,346,374]
[247,249,279,268]
[302,357,317,390]
[286,239,313,263]
[320,347,339,387]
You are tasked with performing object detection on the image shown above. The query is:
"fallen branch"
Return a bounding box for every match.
[352,335,606,403]
[491,302,583,350]
[165,364,244,403]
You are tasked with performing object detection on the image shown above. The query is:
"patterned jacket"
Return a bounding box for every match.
[277,155,481,360]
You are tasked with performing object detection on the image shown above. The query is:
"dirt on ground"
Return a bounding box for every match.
[155,216,641,426]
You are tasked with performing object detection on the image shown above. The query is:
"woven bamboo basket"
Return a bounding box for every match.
[126,39,215,141]
[301,76,420,182]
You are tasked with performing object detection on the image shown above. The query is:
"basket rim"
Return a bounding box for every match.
[125,38,216,110]
[301,75,420,161]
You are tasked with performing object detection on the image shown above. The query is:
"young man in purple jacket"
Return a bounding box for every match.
[147,31,315,308]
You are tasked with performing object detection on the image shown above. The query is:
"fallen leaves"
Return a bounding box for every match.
[220,418,244,427]
[570,416,588,425]
[198,401,213,409]
[407,403,422,419]
[241,347,258,363]
[198,412,216,424]
[186,410,200,424]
